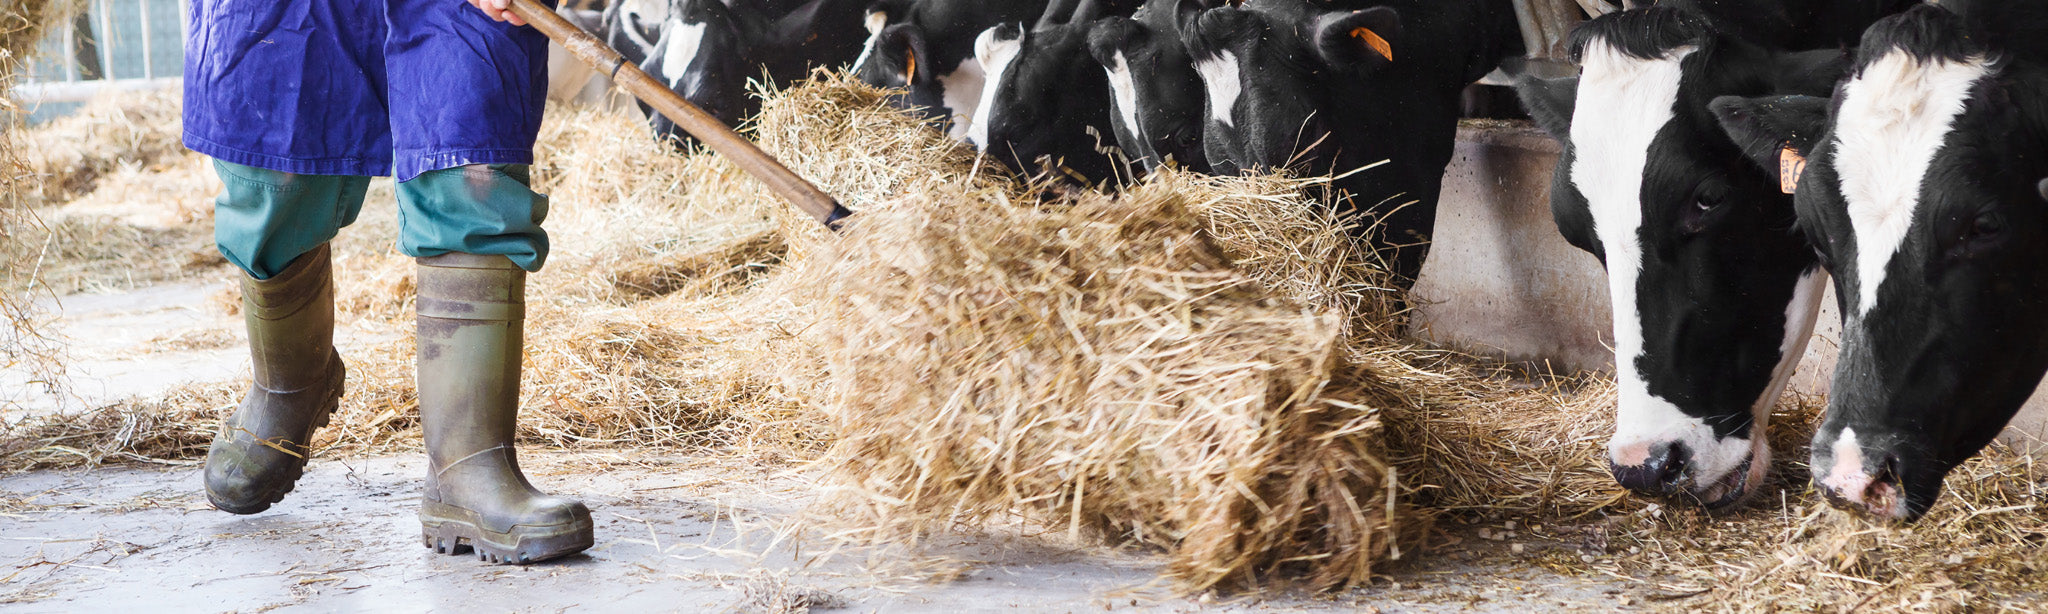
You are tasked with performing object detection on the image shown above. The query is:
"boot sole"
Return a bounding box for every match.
[419,499,594,565]
[206,362,346,515]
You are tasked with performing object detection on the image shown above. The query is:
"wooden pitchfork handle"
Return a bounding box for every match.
[506,0,854,230]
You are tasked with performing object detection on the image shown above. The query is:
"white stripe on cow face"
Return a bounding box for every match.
[659,17,710,93]
[1832,51,1990,317]
[939,59,986,142]
[1193,51,1241,128]
[851,11,889,80]
[1570,42,1755,484]
[967,27,1024,149]
[1104,52,1149,157]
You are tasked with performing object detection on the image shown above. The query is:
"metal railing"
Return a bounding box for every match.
[12,0,186,105]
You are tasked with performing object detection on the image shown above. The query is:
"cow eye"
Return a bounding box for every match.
[1971,211,2005,238]
[1949,210,2009,261]
[1680,194,1724,235]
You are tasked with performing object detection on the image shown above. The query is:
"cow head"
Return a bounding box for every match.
[967,0,1126,185]
[1715,5,2048,521]
[1514,7,1845,509]
[852,5,977,137]
[639,0,857,146]
[1176,1,1399,179]
[1083,0,1214,174]
[638,0,752,144]
[851,1,1054,141]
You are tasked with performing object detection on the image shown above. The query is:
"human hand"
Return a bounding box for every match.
[468,0,528,26]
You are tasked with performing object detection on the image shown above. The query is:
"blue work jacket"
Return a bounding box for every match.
[182,0,553,181]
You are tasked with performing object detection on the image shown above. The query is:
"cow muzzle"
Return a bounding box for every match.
[1609,430,1768,509]
[1815,429,1915,521]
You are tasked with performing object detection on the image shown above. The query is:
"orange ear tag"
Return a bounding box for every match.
[1350,27,1393,61]
[1778,146,1807,194]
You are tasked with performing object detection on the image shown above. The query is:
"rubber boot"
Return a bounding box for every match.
[204,244,347,514]
[414,253,593,564]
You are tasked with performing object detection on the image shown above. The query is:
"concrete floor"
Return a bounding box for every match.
[0,223,1644,613]
[0,454,1637,613]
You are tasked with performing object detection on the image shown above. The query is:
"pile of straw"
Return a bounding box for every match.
[17,87,186,204]
[722,75,1415,590]
[1,0,84,407]
[0,383,224,471]
[800,181,1405,591]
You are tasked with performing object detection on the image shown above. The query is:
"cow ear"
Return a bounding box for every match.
[1770,48,1850,96]
[1709,95,1829,175]
[1175,0,1206,29]
[1174,0,1207,47]
[976,23,1027,70]
[879,24,930,84]
[1514,75,1578,141]
[1313,7,1401,71]
[1087,17,1142,68]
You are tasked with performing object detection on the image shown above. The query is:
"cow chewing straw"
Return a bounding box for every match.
[2,73,2045,609]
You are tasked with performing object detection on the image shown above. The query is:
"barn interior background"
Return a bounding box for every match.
[0,0,2044,611]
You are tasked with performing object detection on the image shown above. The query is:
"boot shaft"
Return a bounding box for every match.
[411,253,594,564]
[242,245,336,390]
[414,253,526,471]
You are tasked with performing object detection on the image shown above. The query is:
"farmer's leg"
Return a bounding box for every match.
[395,164,548,271]
[397,165,588,564]
[212,161,369,279]
[202,161,368,513]
[387,0,586,565]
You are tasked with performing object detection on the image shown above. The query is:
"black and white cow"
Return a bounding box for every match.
[1713,4,2048,520]
[851,0,1053,140]
[1082,0,1218,174]
[630,0,871,145]
[1513,7,1863,509]
[967,0,1140,184]
[1178,0,1523,283]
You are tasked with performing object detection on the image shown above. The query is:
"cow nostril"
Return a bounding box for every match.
[1659,445,1690,487]
[1875,453,1900,484]
[1862,453,1903,511]
[1611,442,1690,495]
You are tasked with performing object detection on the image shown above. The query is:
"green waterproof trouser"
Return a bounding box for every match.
[212,160,550,279]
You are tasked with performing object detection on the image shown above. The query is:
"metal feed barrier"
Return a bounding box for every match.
[11,0,186,109]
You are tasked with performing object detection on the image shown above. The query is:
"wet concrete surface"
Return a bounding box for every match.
[0,280,395,416]
[2,453,1161,613]
[0,262,1637,613]
[0,453,1636,613]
